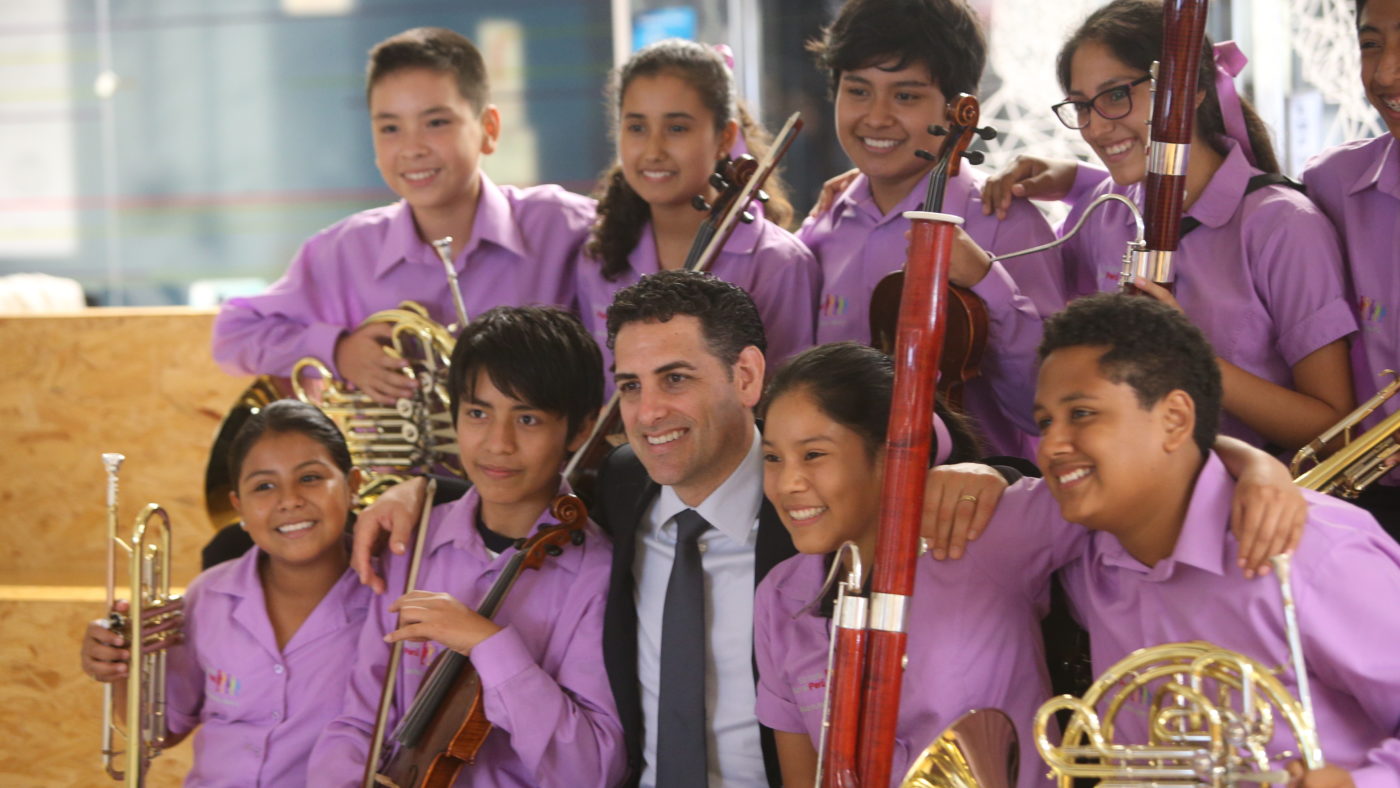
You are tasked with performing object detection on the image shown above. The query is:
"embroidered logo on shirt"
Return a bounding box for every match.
[793,669,827,714]
[404,642,438,670]
[820,294,848,318]
[1358,296,1390,333]
[208,669,241,698]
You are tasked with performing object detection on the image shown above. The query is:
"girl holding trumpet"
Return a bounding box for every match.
[81,400,370,785]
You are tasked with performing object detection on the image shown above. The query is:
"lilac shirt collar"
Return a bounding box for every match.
[425,477,586,568]
[830,168,974,227]
[1093,452,1233,580]
[200,542,365,654]
[1346,134,1400,199]
[371,172,528,279]
[1185,139,1257,232]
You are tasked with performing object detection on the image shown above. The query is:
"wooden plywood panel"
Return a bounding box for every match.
[0,592,194,786]
[0,308,251,587]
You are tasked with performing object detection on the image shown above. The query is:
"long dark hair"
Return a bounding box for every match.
[758,342,981,464]
[587,38,795,281]
[1056,0,1280,174]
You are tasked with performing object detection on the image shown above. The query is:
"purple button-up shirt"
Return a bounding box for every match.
[1304,135,1400,484]
[574,214,819,387]
[754,477,1083,787]
[1060,141,1357,447]
[213,174,595,378]
[1058,452,1400,788]
[308,483,623,788]
[798,167,1060,454]
[163,545,370,787]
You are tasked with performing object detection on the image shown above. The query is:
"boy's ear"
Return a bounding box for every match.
[734,345,766,409]
[480,104,501,155]
[718,118,740,160]
[1158,389,1197,453]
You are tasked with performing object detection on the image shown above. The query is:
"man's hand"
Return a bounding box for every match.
[806,168,860,220]
[980,155,1079,220]
[386,591,501,657]
[922,463,1008,559]
[352,476,429,594]
[333,322,417,405]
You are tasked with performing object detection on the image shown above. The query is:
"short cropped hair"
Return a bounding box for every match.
[447,306,604,441]
[366,27,489,112]
[605,270,767,369]
[228,399,353,484]
[807,0,987,100]
[1038,294,1222,453]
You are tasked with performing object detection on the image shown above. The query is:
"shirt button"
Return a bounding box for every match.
[271,711,282,721]
[697,543,708,554]
[273,664,284,675]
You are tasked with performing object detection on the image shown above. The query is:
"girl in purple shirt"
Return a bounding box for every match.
[986,0,1358,452]
[574,39,819,380]
[80,399,371,786]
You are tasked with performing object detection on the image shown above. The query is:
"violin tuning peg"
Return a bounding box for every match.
[545,544,563,557]
[755,189,770,203]
[977,125,998,141]
[691,195,711,212]
[928,124,947,136]
[914,149,936,162]
[709,172,728,190]
[741,211,755,224]
[962,150,985,165]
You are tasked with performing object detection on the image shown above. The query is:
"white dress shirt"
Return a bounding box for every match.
[635,425,767,788]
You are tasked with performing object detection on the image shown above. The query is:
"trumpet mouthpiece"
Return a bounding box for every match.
[102,453,125,476]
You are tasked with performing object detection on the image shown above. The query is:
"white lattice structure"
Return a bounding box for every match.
[1291,0,1384,144]
[979,0,1101,173]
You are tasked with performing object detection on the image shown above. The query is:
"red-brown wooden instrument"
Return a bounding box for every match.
[1122,0,1210,294]
[817,93,989,788]
[366,495,589,788]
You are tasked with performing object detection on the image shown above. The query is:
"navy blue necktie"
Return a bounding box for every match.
[656,508,709,787]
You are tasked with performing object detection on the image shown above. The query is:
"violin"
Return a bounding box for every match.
[867,104,996,410]
[365,494,590,788]
[562,113,804,504]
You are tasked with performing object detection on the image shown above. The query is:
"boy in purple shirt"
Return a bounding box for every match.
[799,0,1063,455]
[213,28,594,404]
[309,307,624,787]
[1033,293,1400,788]
[1301,0,1400,536]
[81,400,372,786]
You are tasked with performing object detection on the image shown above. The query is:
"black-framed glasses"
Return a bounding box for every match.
[1051,75,1152,129]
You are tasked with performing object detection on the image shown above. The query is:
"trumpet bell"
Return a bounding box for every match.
[900,708,1018,788]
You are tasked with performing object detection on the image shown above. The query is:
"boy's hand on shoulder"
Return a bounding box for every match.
[333,323,417,405]
[980,155,1078,220]
[1217,436,1306,578]
[353,476,429,594]
[807,168,860,220]
[387,591,501,656]
[922,463,1007,560]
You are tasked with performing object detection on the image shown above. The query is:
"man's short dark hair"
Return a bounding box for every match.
[605,270,767,369]
[1038,294,1222,453]
[807,0,987,99]
[448,306,603,441]
[366,27,489,113]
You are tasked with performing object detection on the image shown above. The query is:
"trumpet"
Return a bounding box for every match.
[1292,371,1400,498]
[1033,554,1324,788]
[101,453,182,786]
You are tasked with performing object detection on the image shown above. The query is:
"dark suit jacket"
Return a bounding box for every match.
[594,443,796,788]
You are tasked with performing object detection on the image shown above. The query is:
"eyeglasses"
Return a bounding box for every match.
[1051,75,1152,130]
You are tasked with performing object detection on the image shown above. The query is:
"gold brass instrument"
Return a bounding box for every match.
[1292,371,1400,498]
[101,453,182,786]
[204,237,469,528]
[900,708,1019,788]
[1033,554,1323,788]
